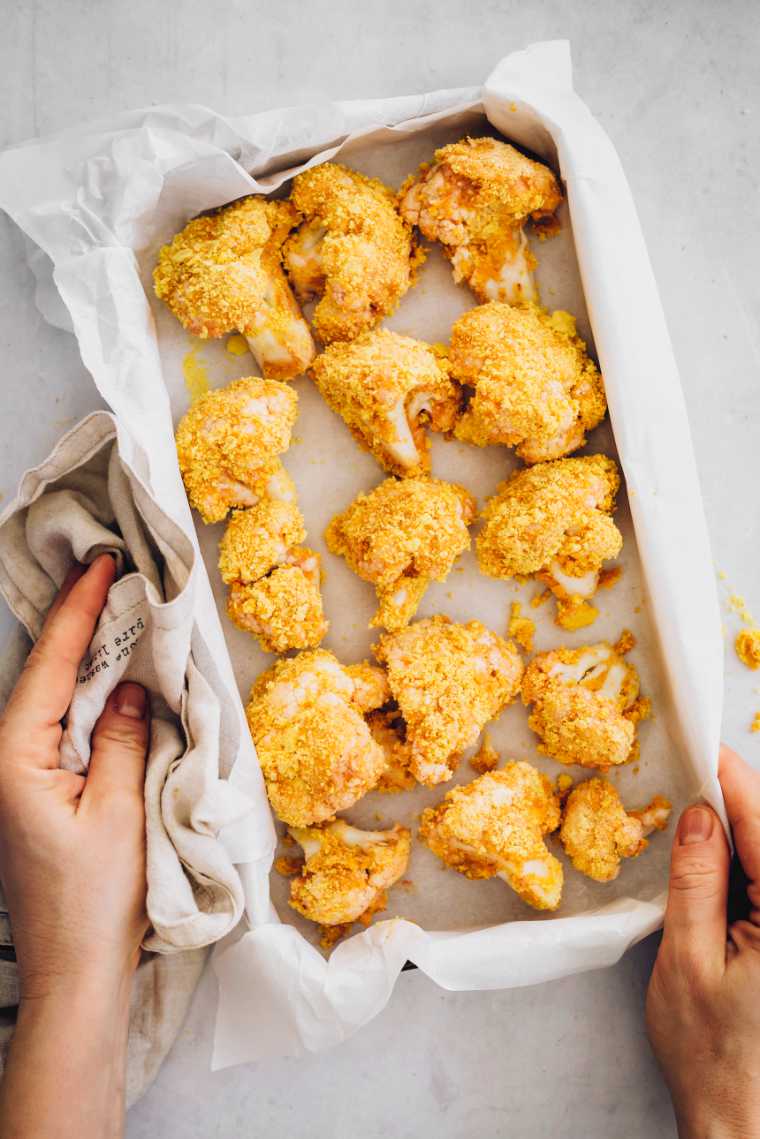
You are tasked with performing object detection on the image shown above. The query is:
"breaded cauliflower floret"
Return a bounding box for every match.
[228,547,327,653]
[419,762,563,910]
[399,136,562,304]
[522,636,651,769]
[449,302,606,463]
[477,455,622,630]
[310,329,461,477]
[560,778,671,882]
[326,476,476,630]
[218,499,306,584]
[284,162,420,344]
[288,820,411,926]
[374,615,524,786]
[367,710,415,792]
[246,650,388,825]
[175,377,298,523]
[154,196,315,380]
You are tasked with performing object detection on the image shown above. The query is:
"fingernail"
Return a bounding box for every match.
[114,683,146,720]
[678,805,714,845]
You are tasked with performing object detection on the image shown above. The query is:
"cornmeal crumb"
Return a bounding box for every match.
[508,601,535,653]
[751,713,760,734]
[736,628,760,671]
[274,856,302,877]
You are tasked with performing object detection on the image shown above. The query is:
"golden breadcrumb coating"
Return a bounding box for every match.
[175,377,298,523]
[342,660,392,714]
[367,710,416,792]
[218,500,306,584]
[399,136,562,304]
[246,650,388,825]
[310,328,461,477]
[284,162,420,344]
[227,548,327,653]
[507,602,535,653]
[449,302,606,463]
[374,615,524,786]
[560,778,671,882]
[477,454,622,630]
[288,820,411,926]
[736,628,760,670]
[154,196,315,380]
[326,476,476,630]
[522,636,650,769]
[419,762,563,911]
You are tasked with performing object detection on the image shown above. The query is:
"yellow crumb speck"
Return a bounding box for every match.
[274,856,302,877]
[729,594,756,626]
[718,569,727,581]
[226,333,249,356]
[736,629,760,671]
[751,713,760,734]
[530,589,551,609]
[508,601,535,653]
[556,599,599,631]
[556,773,573,797]
[182,348,209,403]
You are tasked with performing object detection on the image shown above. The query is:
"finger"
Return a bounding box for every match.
[4,555,116,735]
[718,744,760,913]
[661,802,730,979]
[45,562,87,622]
[83,682,149,802]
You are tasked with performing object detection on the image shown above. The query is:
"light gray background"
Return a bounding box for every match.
[1,2,758,1136]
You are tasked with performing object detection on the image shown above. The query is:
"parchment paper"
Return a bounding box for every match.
[0,41,723,1068]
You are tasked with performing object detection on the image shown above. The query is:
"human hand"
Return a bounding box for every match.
[647,745,760,1139]
[0,555,149,1002]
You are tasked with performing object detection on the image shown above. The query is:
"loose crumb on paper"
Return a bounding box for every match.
[274,856,302,878]
[226,333,249,356]
[598,565,623,591]
[508,601,535,653]
[736,628,760,671]
[182,347,209,403]
[751,713,760,734]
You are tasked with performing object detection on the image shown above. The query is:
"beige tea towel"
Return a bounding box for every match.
[0,409,262,1100]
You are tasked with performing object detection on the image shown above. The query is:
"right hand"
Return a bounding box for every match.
[0,556,150,1001]
[646,745,760,1139]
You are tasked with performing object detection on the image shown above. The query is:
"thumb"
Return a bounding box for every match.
[84,683,149,802]
[662,803,730,978]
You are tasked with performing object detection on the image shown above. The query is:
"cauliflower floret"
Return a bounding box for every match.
[477,454,622,630]
[310,329,461,477]
[218,499,306,584]
[399,136,562,305]
[228,547,328,653]
[522,636,650,769]
[560,778,671,882]
[449,302,606,463]
[367,710,416,792]
[326,476,476,630]
[154,196,315,380]
[419,762,563,911]
[288,820,411,926]
[246,650,388,825]
[284,162,420,344]
[175,377,298,523]
[374,615,524,786]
